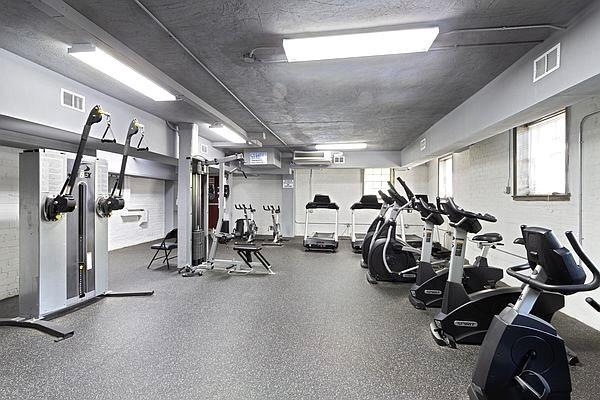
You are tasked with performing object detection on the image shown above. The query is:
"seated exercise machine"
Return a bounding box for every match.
[303,194,339,252]
[350,195,383,252]
[468,226,600,400]
[0,107,153,341]
[366,182,419,283]
[234,203,257,243]
[402,183,506,309]
[263,205,284,246]
[180,154,273,277]
[430,198,563,348]
[359,190,395,267]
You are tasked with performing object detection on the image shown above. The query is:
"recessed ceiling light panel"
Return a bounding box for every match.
[283,27,439,62]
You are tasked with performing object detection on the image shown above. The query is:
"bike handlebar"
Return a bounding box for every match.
[439,197,497,223]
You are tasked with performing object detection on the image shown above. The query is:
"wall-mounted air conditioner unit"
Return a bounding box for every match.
[292,151,332,166]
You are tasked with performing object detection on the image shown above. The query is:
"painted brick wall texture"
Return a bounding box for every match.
[0,147,166,300]
[424,98,600,330]
[0,147,19,300]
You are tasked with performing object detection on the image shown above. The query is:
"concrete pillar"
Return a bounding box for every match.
[281,173,295,237]
[177,123,198,268]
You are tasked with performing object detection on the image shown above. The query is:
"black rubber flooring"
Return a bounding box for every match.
[0,238,599,399]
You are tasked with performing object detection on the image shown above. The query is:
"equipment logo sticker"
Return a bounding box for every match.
[454,320,478,328]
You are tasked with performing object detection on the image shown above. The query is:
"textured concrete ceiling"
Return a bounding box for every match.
[2,0,594,150]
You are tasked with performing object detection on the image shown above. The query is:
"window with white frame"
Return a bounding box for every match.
[514,110,568,198]
[363,168,393,197]
[438,155,453,198]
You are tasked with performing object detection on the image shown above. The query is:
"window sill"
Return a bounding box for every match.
[512,194,571,202]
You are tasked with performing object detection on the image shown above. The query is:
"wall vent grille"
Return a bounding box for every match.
[533,43,560,82]
[61,88,85,112]
[200,144,209,155]
[333,153,345,164]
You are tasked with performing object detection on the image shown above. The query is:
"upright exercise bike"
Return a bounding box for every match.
[404,194,504,309]
[234,204,257,243]
[468,226,600,400]
[430,198,563,348]
[263,205,283,246]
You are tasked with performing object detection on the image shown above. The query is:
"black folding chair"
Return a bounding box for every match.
[148,229,178,269]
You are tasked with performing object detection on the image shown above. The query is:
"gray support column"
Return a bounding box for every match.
[177,123,198,268]
[281,173,295,237]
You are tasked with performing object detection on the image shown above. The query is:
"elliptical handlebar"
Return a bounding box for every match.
[387,182,408,206]
[507,231,600,294]
[378,190,394,205]
[396,177,415,200]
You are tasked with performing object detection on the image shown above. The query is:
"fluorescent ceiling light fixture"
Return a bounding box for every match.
[315,143,367,150]
[209,123,247,144]
[283,27,439,62]
[68,45,176,101]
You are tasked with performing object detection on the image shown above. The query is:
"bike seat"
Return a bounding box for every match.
[472,233,503,243]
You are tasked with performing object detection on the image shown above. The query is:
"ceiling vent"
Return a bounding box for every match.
[533,43,560,82]
[333,153,345,164]
[61,88,85,112]
[292,151,332,166]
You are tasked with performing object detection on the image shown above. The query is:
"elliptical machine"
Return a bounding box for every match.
[360,190,395,268]
[262,205,283,246]
[366,182,419,284]
[430,198,563,348]
[468,226,600,400]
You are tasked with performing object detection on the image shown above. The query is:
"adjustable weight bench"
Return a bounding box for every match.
[232,244,274,275]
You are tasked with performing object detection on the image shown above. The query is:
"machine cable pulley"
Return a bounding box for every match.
[44,105,108,222]
[97,119,145,218]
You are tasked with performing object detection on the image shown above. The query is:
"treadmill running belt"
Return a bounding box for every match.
[313,232,334,239]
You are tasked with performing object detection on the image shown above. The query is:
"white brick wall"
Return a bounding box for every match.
[421,98,600,330]
[230,175,283,236]
[0,148,166,300]
[0,146,19,300]
[294,169,363,237]
[108,176,166,250]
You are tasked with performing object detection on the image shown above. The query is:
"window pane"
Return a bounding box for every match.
[516,112,566,196]
[363,168,391,197]
[438,156,452,198]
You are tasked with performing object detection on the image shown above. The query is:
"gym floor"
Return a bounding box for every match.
[1,238,599,400]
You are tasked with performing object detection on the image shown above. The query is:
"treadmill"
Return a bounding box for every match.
[303,194,339,252]
[350,195,383,252]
